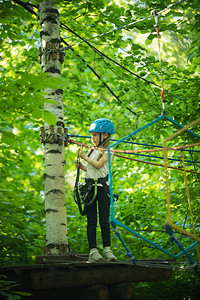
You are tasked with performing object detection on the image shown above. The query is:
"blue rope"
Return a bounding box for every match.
[68,134,200,163]
[111,218,177,259]
[176,241,200,259]
[164,115,200,139]
[118,152,200,164]
[107,114,200,269]
[111,221,137,264]
[68,134,200,153]
[165,224,199,268]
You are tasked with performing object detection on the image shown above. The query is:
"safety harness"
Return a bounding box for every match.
[73,146,109,216]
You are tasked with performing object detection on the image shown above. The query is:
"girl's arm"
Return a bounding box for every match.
[79,149,108,169]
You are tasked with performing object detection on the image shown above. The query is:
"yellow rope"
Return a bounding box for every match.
[180,151,200,262]
[164,118,200,142]
[164,118,200,245]
[163,140,171,222]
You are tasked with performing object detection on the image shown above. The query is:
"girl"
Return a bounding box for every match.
[76,118,117,262]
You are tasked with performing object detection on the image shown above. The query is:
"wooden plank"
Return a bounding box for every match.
[0,261,172,291]
[36,254,87,263]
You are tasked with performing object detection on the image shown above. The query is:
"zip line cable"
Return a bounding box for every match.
[61,37,138,117]
[63,14,154,48]
[154,11,166,114]
[60,11,187,111]
[62,0,187,48]
[61,23,160,89]
[61,29,162,116]
[60,0,192,114]
[61,24,174,116]
[14,0,191,116]
[14,0,187,45]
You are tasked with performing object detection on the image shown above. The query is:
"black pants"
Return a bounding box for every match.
[86,186,111,250]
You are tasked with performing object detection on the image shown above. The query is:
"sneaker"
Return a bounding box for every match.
[103,247,117,262]
[88,248,103,262]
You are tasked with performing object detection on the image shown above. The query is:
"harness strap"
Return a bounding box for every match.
[85,178,98,207]
[73,144,85,215]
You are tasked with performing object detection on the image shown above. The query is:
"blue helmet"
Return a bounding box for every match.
[89,118,115,134]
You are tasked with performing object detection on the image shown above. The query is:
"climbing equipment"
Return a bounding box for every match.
[88,118,115,147]
[89,118,115,147]
[74,176,109,215]
[73,145,84,215]
[89,118,115,134]
[154,10,166,114]
[73,120,113,215]
[73,144,110,216]
[107,115,200,274]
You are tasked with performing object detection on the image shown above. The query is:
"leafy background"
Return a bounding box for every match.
[0,0,200,299]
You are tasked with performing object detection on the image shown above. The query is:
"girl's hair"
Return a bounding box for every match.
[87,133,111,160]
[97,133,111,161]
[101,133,111,149]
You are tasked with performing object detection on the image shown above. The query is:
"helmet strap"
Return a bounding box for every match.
[97,134,109,147]
[88,133,108,157]
[98,133,102,146]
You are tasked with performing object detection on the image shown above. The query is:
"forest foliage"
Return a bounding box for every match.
[0,0,200,298]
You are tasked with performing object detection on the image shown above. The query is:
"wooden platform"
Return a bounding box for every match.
[0,256,173,299]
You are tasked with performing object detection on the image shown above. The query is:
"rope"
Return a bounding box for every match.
[163,119,200,243]
[114,154,200,175]
[67,138,200,154]
[61,37,138,117]
[180,151,200,262]
[165,224,199,269]
[73,144,85,216]
[154,11,166,114]
[67,137,200,171]
[116,152,200,165]
[68,134,200,152]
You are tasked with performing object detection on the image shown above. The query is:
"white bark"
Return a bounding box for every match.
[39,2,68,254]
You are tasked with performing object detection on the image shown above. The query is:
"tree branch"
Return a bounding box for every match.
[12,0,38,16]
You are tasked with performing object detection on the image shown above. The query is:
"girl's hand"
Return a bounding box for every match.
[75,161,87,171]
[75,162,80,169]
[79,149,86,159]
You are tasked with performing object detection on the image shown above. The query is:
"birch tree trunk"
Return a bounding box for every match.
[39,2,68,254]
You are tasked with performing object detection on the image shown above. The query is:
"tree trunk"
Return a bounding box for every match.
[39,2,68,254]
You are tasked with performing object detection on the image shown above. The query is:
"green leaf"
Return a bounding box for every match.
[13,291,32,296]
[45,99,58,105]
[32,108,42,119]
[43,110,57,125]
[45,77,63,89]
[1,131,16,145]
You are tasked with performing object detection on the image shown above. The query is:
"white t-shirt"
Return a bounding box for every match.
[85,149,113,179]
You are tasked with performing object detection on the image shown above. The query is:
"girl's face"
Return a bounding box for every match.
[91,132,100,146]
[91,132,108,146]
